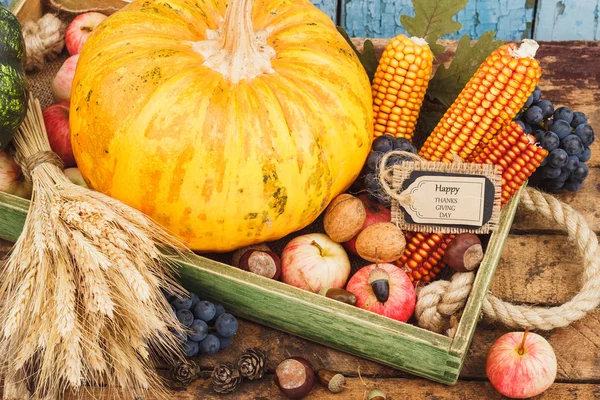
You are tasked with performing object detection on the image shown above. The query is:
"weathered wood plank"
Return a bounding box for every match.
[534,0,600,41]
[342,0,534,40]
[63,377,600,399]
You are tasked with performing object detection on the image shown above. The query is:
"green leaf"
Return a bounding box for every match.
[336,26,379,83]
[427,31,504,108]
[400,0,468,56]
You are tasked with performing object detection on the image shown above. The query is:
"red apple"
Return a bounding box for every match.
[43,102,76,167]
[65,12,107,56]
[281,233,351,293]
[346,263,415,322]
[486,330,557,398]
[344,194,391,256]
[51,54,79,102]
[0,151,32,199]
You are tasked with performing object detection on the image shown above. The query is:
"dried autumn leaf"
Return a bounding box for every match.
[400,0,468,56]
[336,26,378,83]
[427,31,503,108]
[49,0,128,15]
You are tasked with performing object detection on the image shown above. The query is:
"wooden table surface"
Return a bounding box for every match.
[3,40,600,399]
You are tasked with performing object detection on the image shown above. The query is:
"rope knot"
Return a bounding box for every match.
[22,151,64,182]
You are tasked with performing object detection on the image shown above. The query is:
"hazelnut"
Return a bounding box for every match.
[443,233,484,272]
[231,243,271,268]
[238,250,282,280]
[274,357,315,399]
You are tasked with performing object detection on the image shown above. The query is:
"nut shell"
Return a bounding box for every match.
[355,222,406,262]
[323,194,366,242]
[239,250,282,280]
[443,234,484,272]
[232,243,271,268]
[274,357,315,399]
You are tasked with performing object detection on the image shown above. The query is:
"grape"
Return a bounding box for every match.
[366,151,384,171]
[215,313,239,338]
[531,87,542,103]
[571,111,588,128]
[524,106,544,125]
[573,124,595,147]
[543,179,565,193]
[534,129,545,143]
[189,319,209,342]
[564,155,580,172]
[556,169,571,182]
[213,304,226,321]
[174,330,187,342]
[176,309,194,327]
[540,156,548,167]
[193,301,216,322]
[548,148,568,168]
[536,99,554,119]
[190,293,200,308]
[540,131,560,151]
[216,334,233,350]
[541,166,561,179]
[199,334,220,355]
[393,137,417,153]
[171,295,193,311]
[183,340,199,357]
[372,135,394,153]
[560,135,584,156]
[548,119,572,139]
[572,163,589,181]
[578,148,592,162]
[170,304,177,316]
[524,93,534,108]
[515,120,527,132]
[564,179,584,192]
[522,122,533,134]
[364,173,379,192]
[553,107,574,124]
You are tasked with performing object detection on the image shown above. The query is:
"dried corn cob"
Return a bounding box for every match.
[420,40,542,162]
[471,121,548,205]
[372,35,433,140]
[397,232,456,285]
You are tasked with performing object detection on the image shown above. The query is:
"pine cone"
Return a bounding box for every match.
[171,360,200,385]
[238,348,266,380]
[212,363,242,394]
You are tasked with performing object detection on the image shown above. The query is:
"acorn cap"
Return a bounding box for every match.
[368,266,389,284]
[327,373,346,393]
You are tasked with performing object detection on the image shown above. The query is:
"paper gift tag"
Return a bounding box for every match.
[389,160,502,235]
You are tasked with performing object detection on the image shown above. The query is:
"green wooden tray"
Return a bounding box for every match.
[0,187,521,384]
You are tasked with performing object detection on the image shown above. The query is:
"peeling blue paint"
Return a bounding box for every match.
[534,0,600,40]
[342,0,535,40]
[1,0,10,7]
[310,0,338,22]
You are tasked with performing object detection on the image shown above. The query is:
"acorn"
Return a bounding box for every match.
[317,369,346,393]
[368,389,387,400]
[368,267,390,303]
[443,233,484,272]
[318,287,357,306]
[274,357,315,399]
[238,249,282,280]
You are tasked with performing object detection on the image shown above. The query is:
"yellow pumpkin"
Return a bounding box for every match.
[70,0,373,251]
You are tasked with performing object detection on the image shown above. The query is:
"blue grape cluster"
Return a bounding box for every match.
[362,135,418,206]
[515,87,595,193]
[168,292,238,357]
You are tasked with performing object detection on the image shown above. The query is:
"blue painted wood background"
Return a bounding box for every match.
[3,0,597,40]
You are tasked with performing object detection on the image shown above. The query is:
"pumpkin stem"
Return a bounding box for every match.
[193,0,275,83]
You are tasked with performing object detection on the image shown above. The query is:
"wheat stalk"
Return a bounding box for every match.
[0,97,187,398]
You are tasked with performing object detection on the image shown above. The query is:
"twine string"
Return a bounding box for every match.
[21,151,64,182]
[377,150,422,207]
[415,186,600,336]
[22,14,66,72]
